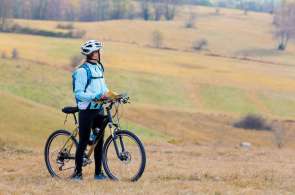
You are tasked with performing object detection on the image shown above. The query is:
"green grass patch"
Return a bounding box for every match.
[0,91,68,148]
[0,59,74,108]
[0,59,192,110]
[106,69,192,109]
[44,39,81,61]
[259,92,295,118]
[119,120,171,142]
[199,84,258,114]
[0,91,168,149]
[0,33,81,66]
[0,59,179,144]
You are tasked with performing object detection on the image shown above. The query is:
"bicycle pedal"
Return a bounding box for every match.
[82,158,92,166]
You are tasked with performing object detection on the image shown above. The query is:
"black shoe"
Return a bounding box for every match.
[70,170,83,181]
[94,173,108,180]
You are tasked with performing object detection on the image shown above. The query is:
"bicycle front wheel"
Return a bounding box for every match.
[102,130,146,181]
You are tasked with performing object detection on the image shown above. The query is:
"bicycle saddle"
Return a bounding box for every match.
[62,106,79,114]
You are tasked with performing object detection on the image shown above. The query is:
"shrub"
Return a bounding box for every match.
[215,8,220,15]
[192,38,208,51]
[278,43,286,51]
[185,12,197,28]
[152,30,163,48]
[1,51,7,59]
[70,54,84,70]
[69,29,86,39]
[12,48,19,59]
[272,122,284,148]
[2,24,85,39]
[56,23,74,30]
[233,114,272,131]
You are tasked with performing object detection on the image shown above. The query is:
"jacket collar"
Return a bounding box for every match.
[86,60,98,65]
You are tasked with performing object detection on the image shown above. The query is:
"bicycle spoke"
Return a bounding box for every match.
[46,131,77,178]
[104,132,144,181]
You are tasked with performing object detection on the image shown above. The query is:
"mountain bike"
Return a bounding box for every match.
[44,93,146,181]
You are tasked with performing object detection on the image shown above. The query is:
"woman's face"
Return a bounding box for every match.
[89,50,100,61]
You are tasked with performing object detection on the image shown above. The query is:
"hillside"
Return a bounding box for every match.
[0,91,65,148]
[11,5,295,66]
[1,4,295,194]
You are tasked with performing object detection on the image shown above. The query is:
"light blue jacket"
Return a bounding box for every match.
[73,62,109,110]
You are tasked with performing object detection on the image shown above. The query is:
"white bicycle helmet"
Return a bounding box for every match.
[81,40,103,56]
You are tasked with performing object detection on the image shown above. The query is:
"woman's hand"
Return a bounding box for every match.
[105,91,119,99]
[93,91,119,103]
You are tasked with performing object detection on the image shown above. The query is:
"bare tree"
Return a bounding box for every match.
[0,0,12,30]
[273,1,295,51]
[32,0,48,20]
[12,48,19,59]
[150,0,177,21]
[272,121,285,148]
[239,0,249,15]
[153,2,164,21]
[152,30,163,48]
[110,0,126,19]
[141,0,151,20]
[185,9,197,28]
[1,51,7,59]
[96,0,110,21]
[163,0,177,20]
[127,3,136,19]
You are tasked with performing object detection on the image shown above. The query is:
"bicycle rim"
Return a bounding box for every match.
[45,131,77,179]
[103,131,146,181]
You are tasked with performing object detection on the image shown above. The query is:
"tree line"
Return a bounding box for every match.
[0,0,180,21]
[0,0,280,22]
[0,0,133,21]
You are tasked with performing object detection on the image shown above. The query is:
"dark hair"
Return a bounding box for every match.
[86,50,100,59]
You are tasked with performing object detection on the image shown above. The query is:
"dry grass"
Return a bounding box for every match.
[11,6,295,65]
[1,143,295,194]
[1,5,295,194]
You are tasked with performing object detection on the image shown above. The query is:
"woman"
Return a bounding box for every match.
[71,40,116,180]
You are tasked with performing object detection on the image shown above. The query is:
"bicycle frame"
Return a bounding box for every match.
[87,102,126,160]
[45,94,146,180]
[63,101,126,162]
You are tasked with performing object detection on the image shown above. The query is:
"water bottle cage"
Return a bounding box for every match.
[88,128,101,145]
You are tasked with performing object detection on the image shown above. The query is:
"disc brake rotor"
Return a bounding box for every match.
[120,151,132,164]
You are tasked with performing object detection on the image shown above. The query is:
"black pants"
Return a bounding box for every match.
[75,109,107,175]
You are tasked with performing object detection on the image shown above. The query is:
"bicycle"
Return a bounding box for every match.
[44,93,146,181]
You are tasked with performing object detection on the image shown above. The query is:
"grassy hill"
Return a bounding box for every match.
[2,36,295,118]
[11,6,295,65]
[2,5,295,194]
[0,89,167,150]
[1,5,295,119]
[0,90,65,148]
[0,57,169,147]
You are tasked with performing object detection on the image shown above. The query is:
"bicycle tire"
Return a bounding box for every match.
[102,130,146,181]
[44,129,78,178]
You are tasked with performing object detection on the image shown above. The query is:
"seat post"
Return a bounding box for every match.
[73,113,78,125]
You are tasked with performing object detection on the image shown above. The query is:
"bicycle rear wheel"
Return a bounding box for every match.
[102,130,146,181]
[44,130,78,179]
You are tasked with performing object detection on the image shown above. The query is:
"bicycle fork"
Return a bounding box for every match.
[106,107,127,161]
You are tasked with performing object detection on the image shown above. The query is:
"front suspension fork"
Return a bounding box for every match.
[109,125,126,160]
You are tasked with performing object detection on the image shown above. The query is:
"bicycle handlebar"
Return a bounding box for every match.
[95,93,130,105]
